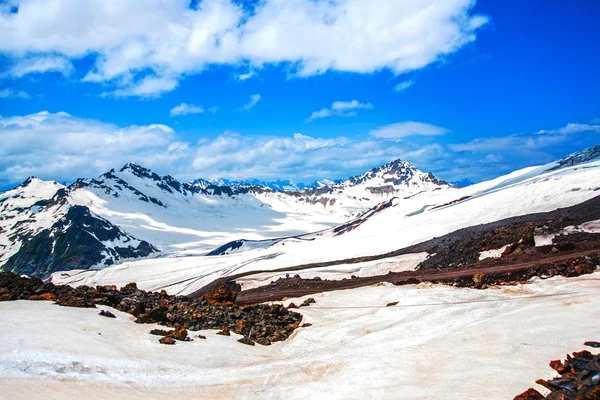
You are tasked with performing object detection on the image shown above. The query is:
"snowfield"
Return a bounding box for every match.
[2,272,600,399]
[54,160,600,296]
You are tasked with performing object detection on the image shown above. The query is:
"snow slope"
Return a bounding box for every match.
[3,273,600,399]
[54,158,600,295]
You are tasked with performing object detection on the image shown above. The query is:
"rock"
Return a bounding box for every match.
[150,329,170,336]
[170,327,188,341]
[159,336,176,345]
[0,293,18,301]
[287,302,298,309]
[513,388,545,400]
[203,284,237,304]
[28,292,57,301]
[216,327,230,336]
[255,337,271,346]
[584,341,600,348]
[300,298,316,307]
[301,323,312,328]
[197,335,207,340]
[237,336,255,346]
[99,310,116,318]
[386,301,399,307]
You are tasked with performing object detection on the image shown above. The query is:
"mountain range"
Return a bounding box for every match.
[0,158,451,278]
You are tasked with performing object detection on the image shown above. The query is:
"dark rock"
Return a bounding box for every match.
[237,336,255,346]
[255,337,271,346]
[150,329,170,336]
[159,336,176,345]
[99,310,116,318]
[301,323,312,328]
[386,301,399,307]
[584,341,600,348]
[300,298,316,307]
[513,388,545,400]
[197,335,207,340]
[287,302,298,309]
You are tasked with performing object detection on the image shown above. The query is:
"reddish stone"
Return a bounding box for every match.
[549,359,570,374]
[0,293,18,301]
[170,327,188,341]
[159,336,176,345]
[28,293,57,301]
[513,388,545,400]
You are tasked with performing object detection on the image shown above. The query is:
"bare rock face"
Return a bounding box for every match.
[513,388,545,400]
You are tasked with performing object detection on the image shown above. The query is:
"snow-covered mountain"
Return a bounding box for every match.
[51,145,600,295]
[190,177,338,192]
[0,159,451,278]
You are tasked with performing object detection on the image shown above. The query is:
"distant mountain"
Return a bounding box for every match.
[190,177,340,192]
[0,158,456,278]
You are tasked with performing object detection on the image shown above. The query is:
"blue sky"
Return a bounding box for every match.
[0,0,599,189]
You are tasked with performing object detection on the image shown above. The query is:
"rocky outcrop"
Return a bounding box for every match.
[3,205,157,278]
[514,346,600,399]
[0,272,303,346]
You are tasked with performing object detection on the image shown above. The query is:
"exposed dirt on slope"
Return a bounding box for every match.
[235,247,600,304]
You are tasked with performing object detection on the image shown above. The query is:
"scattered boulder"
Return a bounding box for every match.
[159,336,176,345]
[386,301,399,307]
[197,334,207,340]
[170,327,189,341]
[237,336,255,346]
[300,298,316,307]
[584,341,600,348]
[150,329,170,336]
[287,302,298,309]
[99,310,116,318]
[301,323,312,328]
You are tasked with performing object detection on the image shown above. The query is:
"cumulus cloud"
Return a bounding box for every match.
[370,121,450,139]
[3,111,596,190]
[0,111,178,186]
[0,0,488,97]
[0,88,30,98]
[393,79,415,93]
[308,100,373,121]
[170,102,205,117]
[242,94,261,111]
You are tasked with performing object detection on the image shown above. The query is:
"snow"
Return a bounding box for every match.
[478,244,510,260]
[54,160,600,296]
[3,272,600,399]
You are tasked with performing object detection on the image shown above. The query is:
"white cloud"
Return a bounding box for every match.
[2,56,73,78]
[0,88,30,98]
[170,103,205,117]
[236,70,256,81]
[0,111,177,185]
[308,100,373,121]
[536,123,600,135]
[1,111,598,188]
[370,121,450,139]
[452,122,600,153]
[242,94,261,111]
[0,0,488,97]
[393,79,415,93]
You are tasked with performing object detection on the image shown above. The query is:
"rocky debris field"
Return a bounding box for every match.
[0,272,302,346]
[514,344,600,399]
[236,251,600,304]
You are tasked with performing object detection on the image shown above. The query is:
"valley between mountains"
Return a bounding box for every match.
[2,145,600,399]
